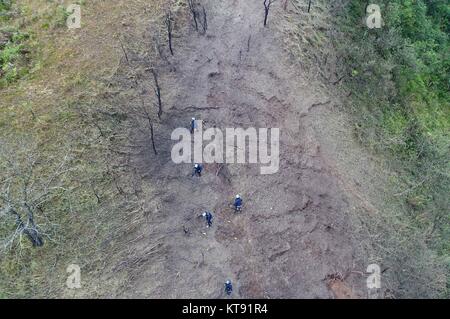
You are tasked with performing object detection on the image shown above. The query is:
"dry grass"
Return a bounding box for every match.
[0,0,168,298]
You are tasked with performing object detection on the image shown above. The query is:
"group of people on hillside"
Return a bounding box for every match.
[190,118,242,296]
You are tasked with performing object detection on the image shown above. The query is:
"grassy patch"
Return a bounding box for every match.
[0,0,166,298]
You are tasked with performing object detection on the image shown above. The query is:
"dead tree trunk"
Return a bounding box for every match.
[138,94,158,156]
[151,68,163,119]
[148,121,158,156]
[263,0,276,27]
[188,0,199,32]
[141,106,158,156]
[11,208,44,247]
[165,11,174,56]
[308,0,312,13]
[24,204,44,246]
[200,5,207,34]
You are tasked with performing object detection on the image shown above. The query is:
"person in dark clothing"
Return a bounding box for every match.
[190,117,197,134]
[192,163,203,177]
[234,194,242,212]
[225,280,233,295]
[203,211,213,227]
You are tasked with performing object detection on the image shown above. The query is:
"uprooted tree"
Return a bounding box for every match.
[0,138,71,250]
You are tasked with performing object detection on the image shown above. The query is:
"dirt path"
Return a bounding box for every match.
[113,0,368,298]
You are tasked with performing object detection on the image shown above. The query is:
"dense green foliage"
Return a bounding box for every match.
[0,0,69,87]
[0,0,12,12]
[0,1,31,86]
[336,0,449,295]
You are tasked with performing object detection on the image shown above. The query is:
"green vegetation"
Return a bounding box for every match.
[0,0,448,298]
[335,0,449,296]
[0,29,30,86]
[0,0,12,13]
[1,1,30,86]
[0,0,72,87]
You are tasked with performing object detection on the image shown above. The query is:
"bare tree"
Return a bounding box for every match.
[0,139,72,250]
[148,120,158,156]
[263,0,277,27]
[115,37,161,157]
[165,11,174,56]
[200,5,207,34]
[187,0,199,32]
[122,73,159,157]
[136,92,158,155]
[151,68,163,120]
[187,1,207,34]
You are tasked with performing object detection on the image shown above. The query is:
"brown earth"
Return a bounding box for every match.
[95,0,374,298]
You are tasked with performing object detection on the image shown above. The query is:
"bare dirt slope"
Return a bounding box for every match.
[104,0,371,298]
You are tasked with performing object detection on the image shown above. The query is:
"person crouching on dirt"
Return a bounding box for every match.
[190,117,197,134]
[225,280,233,295]
[202,211,213,228]
[234,194,242,212]
[192,163,203,177]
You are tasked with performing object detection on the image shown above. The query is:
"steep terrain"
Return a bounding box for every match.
[102,0,371,298]
[1,0,446,299]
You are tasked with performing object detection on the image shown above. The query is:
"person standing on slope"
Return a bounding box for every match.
[192,163,203,177]
[225,280,233,295]
[190,117,197,134]
[234,195,242,212]
[202,211,213,228]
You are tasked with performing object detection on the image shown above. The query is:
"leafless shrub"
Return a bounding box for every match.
[0,138,72,250]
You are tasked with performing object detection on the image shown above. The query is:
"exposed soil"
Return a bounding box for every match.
[102,0,373,298]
